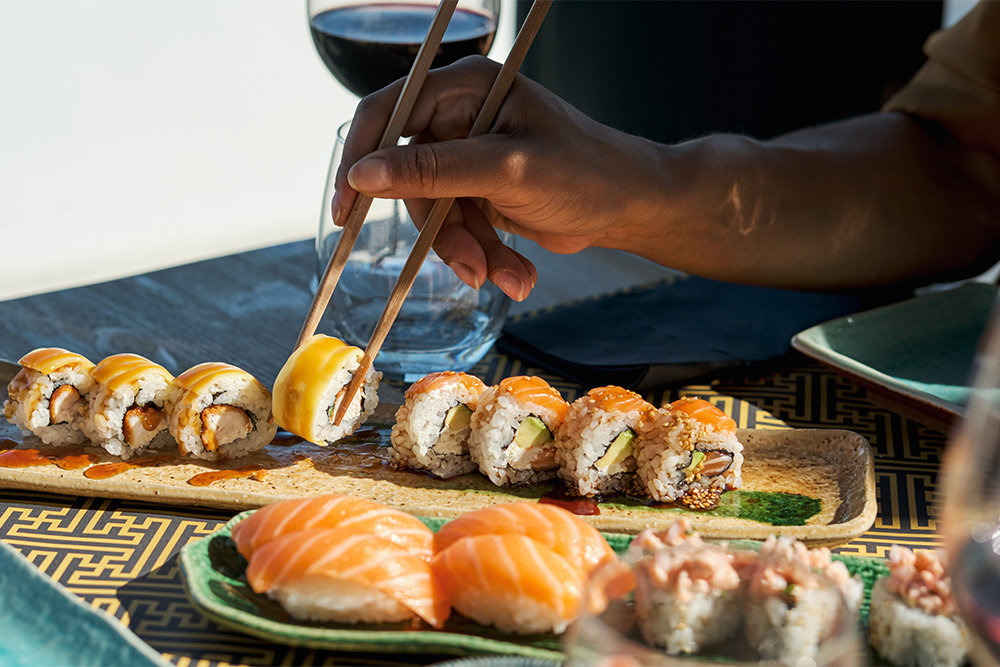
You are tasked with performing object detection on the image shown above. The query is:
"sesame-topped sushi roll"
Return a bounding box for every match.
[271,334,381,446]
[4,347,94,445]
[84,353,177,459]
[390,371,487,478]
[636,397,743,505]
[169,362,276,461]
[468,375,569,486]
[555,385,654,497]
[868,545,969,667]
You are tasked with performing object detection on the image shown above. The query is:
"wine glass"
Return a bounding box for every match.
[307,0,501,98]
[942,296,1000,663]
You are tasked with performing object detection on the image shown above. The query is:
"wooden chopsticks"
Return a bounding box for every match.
[332,0,553,425]
[295,0,459,349]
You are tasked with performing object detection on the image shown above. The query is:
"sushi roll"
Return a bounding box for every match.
[555,385,653,497]
[432,533,585,634]
[868,545,969,667]
[433,501,618,578]
[271,334,381,446]
[630,519,743,655]
[230,493,433,560]
[245,526,450,629]
[84,353,177,459]
[4,347,94,445]
[169,362,277,461]
[758,535,864,614]
[468,375,569,486]
[635,397,744,504]
[390,371,487,478]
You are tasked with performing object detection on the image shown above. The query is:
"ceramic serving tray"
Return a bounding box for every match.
[0,539,171,667]
[0,360,875,546]
[792,282,997,433]
[179,513,890,660]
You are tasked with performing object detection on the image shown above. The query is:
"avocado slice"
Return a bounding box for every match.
[683,450,706,476]
[513,415,551,449]
[594,428,636,471]
[443,404,473,431]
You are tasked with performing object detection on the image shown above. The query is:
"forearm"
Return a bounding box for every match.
[612,112,1000,290]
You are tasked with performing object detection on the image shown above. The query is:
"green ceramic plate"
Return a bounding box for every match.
[0,539,171,667]
[180,512,887,660]
[792,283,997,429]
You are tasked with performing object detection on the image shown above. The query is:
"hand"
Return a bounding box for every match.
[332,56,667,301]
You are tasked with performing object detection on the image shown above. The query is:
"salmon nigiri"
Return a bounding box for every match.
[230,493,433,560]
[432,533,585,634]
[245,527,450,629]
[433,501,617,578]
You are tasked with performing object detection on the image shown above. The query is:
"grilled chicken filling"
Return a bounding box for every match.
[49,384,82,425]
[201,404,254,451]
[122,404,165,447]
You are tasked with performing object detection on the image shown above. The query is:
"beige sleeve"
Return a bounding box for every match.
[883,0,1000,156]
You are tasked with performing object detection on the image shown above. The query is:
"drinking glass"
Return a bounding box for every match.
[316,120,512,381]
[942,295,1000,663]
[307,0,501,98]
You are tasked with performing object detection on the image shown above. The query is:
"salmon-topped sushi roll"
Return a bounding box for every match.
[433,501,617,578]
[4,347,94,445]
[245,527,450,629]
[390,371,487,478]
[555,385,654,497]
[168,362,276,461]
[230,493,433,560]
[636,397,744,504]
[84,353,177,459]
[272,334,381,446]
[433,533,585,634]
[468,376,569,486]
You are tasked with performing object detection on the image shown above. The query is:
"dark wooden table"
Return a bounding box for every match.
[0,240,949,666]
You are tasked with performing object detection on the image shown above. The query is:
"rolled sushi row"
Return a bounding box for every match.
[390,371,744,504]
[4,347,276,461]
[629,519,863,664]
[233,495,621,635]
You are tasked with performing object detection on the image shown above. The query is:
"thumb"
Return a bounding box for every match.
[347,139,500,201]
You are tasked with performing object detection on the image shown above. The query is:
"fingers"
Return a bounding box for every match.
[434,198,538,301]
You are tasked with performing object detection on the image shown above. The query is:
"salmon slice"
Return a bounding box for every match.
[405,371,487,401]
[231,494,433,560]
[245,527,449,629]
[433,501,617,578]
[497,376,569,427]
[586,385,652,415]
[668,397,737,434]
[432,533,585,634]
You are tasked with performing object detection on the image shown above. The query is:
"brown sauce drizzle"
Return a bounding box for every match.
[188,464,267,487]
[539,489,600,516]
[0,437,16,453]
[337,428,379,444]
[84,454,173,480]
[0,447,98,470]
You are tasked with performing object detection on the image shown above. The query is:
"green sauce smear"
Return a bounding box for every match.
[601,490,821,526]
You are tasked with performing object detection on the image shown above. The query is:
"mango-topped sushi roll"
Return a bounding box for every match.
[4,347,95,445]
[272,334,381,446]
[168,362,276,461]
[468,375,569,486]
[390,371,487,478]
[555,385,654,497]
[636,397,744,504]
[84,353,177,459]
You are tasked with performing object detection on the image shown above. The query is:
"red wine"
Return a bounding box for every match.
[310,3,497,97]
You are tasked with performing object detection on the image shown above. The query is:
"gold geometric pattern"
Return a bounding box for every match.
[0,350,950,664]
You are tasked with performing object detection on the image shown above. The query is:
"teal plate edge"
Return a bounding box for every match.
[179,512,887,659]
[0,539,171,667]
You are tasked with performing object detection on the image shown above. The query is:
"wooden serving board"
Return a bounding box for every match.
[0,362,876,546]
